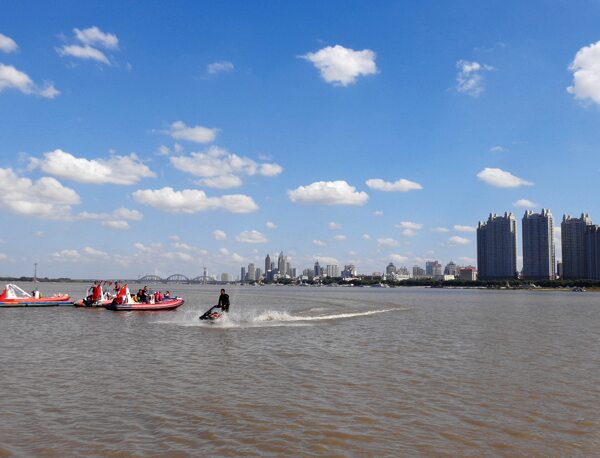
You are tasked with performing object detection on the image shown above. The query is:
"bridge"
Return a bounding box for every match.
[137,273,230,284]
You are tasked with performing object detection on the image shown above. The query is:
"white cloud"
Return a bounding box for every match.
[288,180,368,206]
[389,254,408,263]
[373,210,384,216]
[102,220,129,230]
[567,40,600,104]
[513,199,538,208]
[449,236,470,245]
[30,149,155,185]
[456,60,493,97]
[0,33,18,53]
[301,44,378,86]
[313,239,327,246]
[477,168,533,188]
[34,231,44,238]
[168,121,219,143]
[132,187,258,214]
[57,45,110,64]
[113,207,143,221]
[0,253,7,261]
[171,146,282,188]
[366,178,423,192]
[196,174,243,189]
[432,227,449,233]
[157,145,170,156]
[0,64,59,98]
[169,235,180,241]
[328,222,341,230]
[362,233,371,240]
[454,225,476,233]
[74,26,119,50]
[266,221,277,229]
[213,229,227,240]
[377,238,399,247]
[313,255,339,265]
[333,234,347,241]
[0,167,80,219]
[207,60,234,75]
[401,229,418,237]
[490,146,508,153]
[235,230,268,244]
[398,221,423,230]
[83,246,109,258]
[52,249,81,261]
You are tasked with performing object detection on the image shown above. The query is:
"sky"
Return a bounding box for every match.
[2,0,600,279]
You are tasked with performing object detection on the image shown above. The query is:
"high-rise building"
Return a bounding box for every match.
[477,212,518,280]
[444,261,460,276]
[326,265,339,277]
[314,260,321,277]
[412,266,425,278]
[240,267,246,282]
[278,251,286,275]
[341,264,357,278]
[264,254,271,275]
[397,266,410,276]
[561,213,592,279]
[585,225,600,280]
[247,263,255,281]
[459,266,477,281]
[522,209,555,280]
[425,261,442,277]
[386,262,397,275]
[221,273,230,282]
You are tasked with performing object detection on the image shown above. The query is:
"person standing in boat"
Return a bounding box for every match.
[217,288,230,313]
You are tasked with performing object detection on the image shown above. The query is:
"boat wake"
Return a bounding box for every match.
[155,308,398,328]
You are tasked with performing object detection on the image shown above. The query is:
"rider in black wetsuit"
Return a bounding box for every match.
[218,289,230,312]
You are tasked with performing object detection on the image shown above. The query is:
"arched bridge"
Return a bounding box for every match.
[137,274,230,284]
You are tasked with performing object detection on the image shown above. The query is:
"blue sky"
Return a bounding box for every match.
[1,0,600,279]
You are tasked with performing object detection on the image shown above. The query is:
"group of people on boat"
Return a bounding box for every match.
[84,282,172,305]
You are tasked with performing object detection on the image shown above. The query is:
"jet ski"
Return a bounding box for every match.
[199,305,222,321]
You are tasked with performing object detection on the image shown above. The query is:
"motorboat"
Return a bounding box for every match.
[0,283,71,307]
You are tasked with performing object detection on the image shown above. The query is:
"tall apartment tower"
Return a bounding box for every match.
[522,209,555,280]
[585,225,600,280]
[264,254,271,275]
[477,212,518,280]
[277,251,286,274]
[561,213,592,279]
[247,263,256,281]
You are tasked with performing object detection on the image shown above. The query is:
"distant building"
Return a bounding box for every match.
[314,260,321,277]
[426,261,442,277]
[522,209,555,280]
[556,261,562,279]
[341,264,357,279]
[326,265,339,277]
[278,251,286,275]
[255,268,262,281]
[412,266,425,278]
[264,254,271,275]
[477,212,518,280]
[397,266,410,276]
[444,261,460,276]
[459,266,477,281]
[247,263,255,281]
[561,213,592,279]
[240,267,246,282]
[221,273,230,282]
[585,225,600,280]
[386,262,397,275]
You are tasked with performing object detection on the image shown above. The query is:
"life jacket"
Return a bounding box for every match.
[115,284,128,304]
[91,284,103,301]
[0,288,6,300]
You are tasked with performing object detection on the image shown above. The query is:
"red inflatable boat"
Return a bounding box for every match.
[0,284,71,307]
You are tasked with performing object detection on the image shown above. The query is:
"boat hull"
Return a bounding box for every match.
[0,295,71,307]
[105,298,184,311]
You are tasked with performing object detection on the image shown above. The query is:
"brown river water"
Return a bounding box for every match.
[1,283,599,457]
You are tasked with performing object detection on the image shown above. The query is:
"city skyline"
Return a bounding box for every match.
[2,2,600,278]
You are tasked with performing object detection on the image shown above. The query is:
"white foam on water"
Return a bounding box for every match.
[154,307,397,329]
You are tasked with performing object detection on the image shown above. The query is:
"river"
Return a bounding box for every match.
[1,283,599,456]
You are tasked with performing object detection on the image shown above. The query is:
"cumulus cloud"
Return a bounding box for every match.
[52,249,81,261]
[168,121,219,143]
[567,40,600,104]
[454,225,476,233]
[0,64,59,98]
[0,33,18,53]
[432,227,449,233]
[389,254,408,263]
[57,26,118,65]
[365,178,423,192]
[490,145,508,153]
[449,236,470,245]
[288,180,368,206]
[333,234,347,241]
[157,145,171,156]
[313,239,327,246]
[266,221,277,229]
[132,187,258,214]
[513,198,538,208]
[328,222,341,230]
[83,246,109,258]
[213,229,227,240]
[301,44,378,86]
[373,210,384,216]
[101,220,130,230]
[171,146,282,188]
[456,60,493,97]
[0,167,80,219]
[377,238,399,247]
[207,60,234,75]
[397,221,423,230]
[74,26,119,49]
[362,233,371,240]
[30,149,155,185]
[235,230,268,244]
[477,168,533,188]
